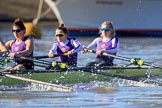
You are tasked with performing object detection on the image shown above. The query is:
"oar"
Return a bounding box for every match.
[0,72,73,92]
[33,53,69,59]
[32,55,49,59]
[0,57,54,69]
[84,48,160,68]
[20,57,67,69]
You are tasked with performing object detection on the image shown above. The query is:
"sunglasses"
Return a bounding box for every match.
[12,29,22,33]
[100,28,111,31]
[55,33,64,37]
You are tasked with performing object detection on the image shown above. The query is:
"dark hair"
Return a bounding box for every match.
[57,23,68,34]
[12,18,26,30]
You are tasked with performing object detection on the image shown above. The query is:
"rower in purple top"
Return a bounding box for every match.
[5,18,34,70]
[48,23,82,69]
[82,21,119,66]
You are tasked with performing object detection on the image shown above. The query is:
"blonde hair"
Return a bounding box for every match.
[99,21,115,36]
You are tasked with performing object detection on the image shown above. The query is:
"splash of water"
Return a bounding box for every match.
[109,78,159,87]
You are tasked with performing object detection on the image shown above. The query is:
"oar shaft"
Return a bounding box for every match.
[87,49,130,61]
[20,57,51,65]
[33,53,69,59]
[102,52,130,61]
[33,55,49,59]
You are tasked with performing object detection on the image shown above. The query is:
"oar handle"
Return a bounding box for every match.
[86,49,96,53]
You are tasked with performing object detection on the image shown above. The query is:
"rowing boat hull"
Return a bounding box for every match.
[0,71,110,85]
[0,67,162,85]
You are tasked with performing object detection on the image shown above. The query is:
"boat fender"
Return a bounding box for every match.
[24,22,41,39]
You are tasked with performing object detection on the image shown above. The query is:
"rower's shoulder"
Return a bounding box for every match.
[23,36,33,41]
[113,36,118,39]
[5,40,14,49]
[111,36,119,42]
[6,40,14,44]
[68,37,78,41]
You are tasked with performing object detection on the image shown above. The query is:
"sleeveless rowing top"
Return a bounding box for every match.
[11,36,34,69]
[96,37,118,61]
[57,38,78,64]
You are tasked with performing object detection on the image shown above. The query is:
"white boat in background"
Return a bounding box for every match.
[33,0,162,36]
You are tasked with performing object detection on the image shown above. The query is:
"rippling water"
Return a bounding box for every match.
[1,23,162,108]
[1,86,162,108]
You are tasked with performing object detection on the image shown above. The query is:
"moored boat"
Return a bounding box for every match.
[34,0,162,37]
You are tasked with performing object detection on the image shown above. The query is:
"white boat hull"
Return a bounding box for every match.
[45,0,162,36]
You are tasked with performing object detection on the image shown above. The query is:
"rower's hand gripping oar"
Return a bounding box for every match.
[82,48,154,67]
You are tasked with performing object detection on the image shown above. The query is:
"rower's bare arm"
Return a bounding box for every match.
[19,38,34,57]
[5,40,14,50]
[0,40,7,52]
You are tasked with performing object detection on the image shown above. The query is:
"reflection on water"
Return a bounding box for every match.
[1,87,162,108]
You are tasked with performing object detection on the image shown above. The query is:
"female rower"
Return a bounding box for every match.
[82,21,119,67]
[48,23,82,69]
[5,18,34,70]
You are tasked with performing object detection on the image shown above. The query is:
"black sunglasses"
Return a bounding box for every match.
[100,28,111,31]
[56,34,64,37]
[12,29,22,33]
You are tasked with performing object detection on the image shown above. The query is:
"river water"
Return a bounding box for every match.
[1,23,162,108]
